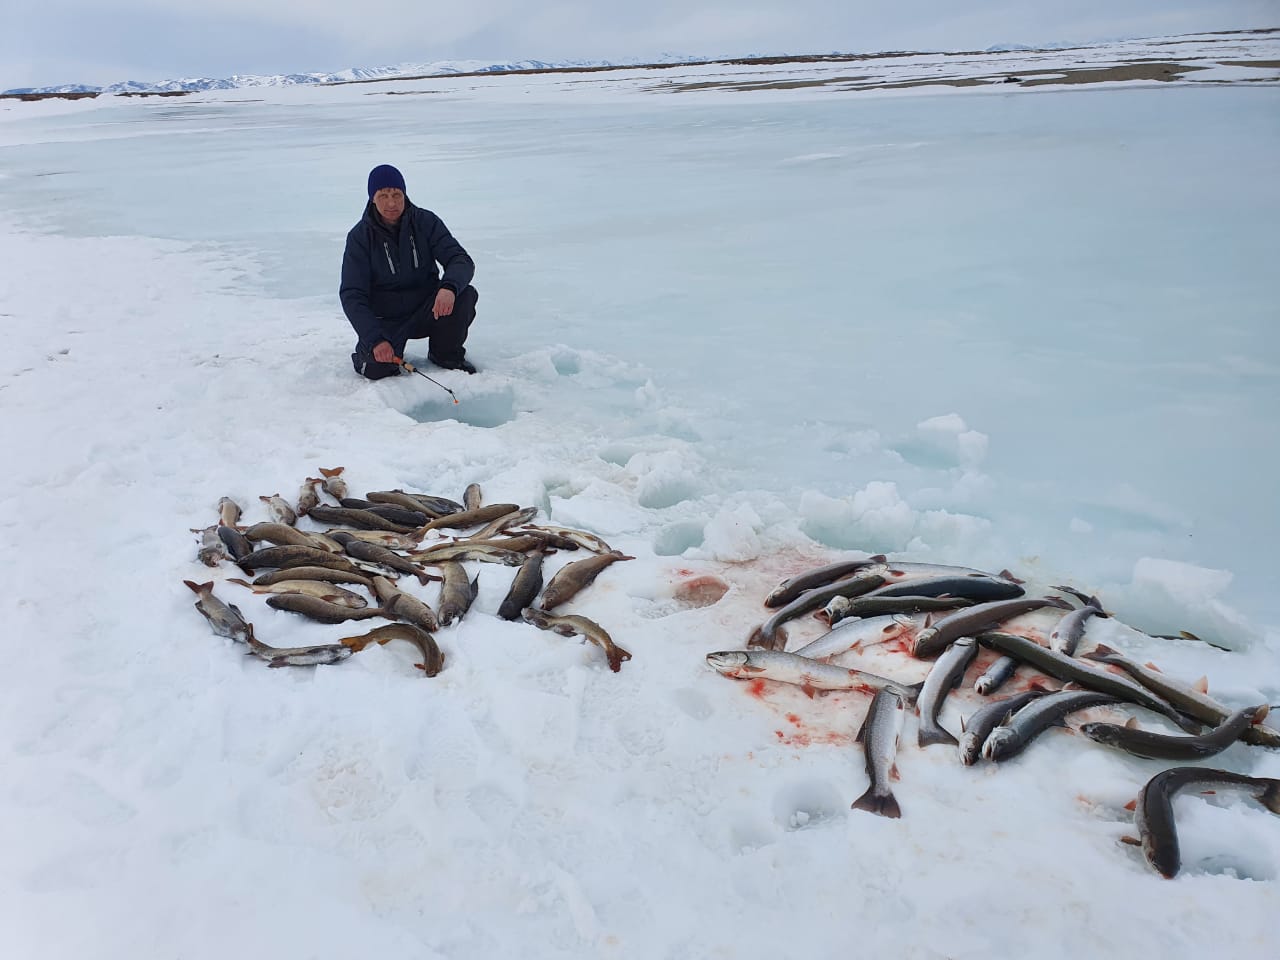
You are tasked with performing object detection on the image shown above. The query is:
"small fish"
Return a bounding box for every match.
[981,690,1120,762]
[246,630,353,668]
[408,542,527,566]
[522,608,631,672]
[1082,705,1270,761]
[241,522,344,553]
[264,594,386,625]
[823,594,975,627]
[851,689,906,819]
[419,503,523,532]
[916,636,979,747]
[217,496,242,527]
[747,567,889,651]
[463,482,482,511]
[464,506,540,542]
[763,555,888,608]
[1134,766,1280,878]
[296,478,321,516]
[372,576,439,632]
[513,523,617,555]
[184,580,253,642]
[704,650,924,702]
[252,566,375,590]
[318,466,348,500]
[498,552,544,621]
[436,561,479,626]
[791,614,919,660]
[197,525,230,567]
[228,577,369,609]
[216,524,254,561]
[974,655,1019,695]
[957,690,1048,766]
[538,551,633,611]
[1047,587,1106,656]
[338,498,430,527]
[913,596,1072,658]
[259,494,297,526]
[307,505,416,533]
[327,531,434,584]
[340,622,444,676]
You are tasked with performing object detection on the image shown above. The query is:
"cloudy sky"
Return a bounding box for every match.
[4,0,1274,89]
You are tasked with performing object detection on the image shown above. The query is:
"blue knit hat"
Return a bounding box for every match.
[367,164,406,199]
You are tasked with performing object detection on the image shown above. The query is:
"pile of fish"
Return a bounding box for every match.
[185,467,634,673]
[706,555,1280,878]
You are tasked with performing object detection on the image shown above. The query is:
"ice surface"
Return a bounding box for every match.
[1,41,1279,960]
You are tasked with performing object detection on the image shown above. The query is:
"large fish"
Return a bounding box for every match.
[251,566,375,590]
[824,594,975,627]
[538,552,633,611]
[436,561,479,626]
[498,552,545,621]
[228,577,369,609]
[327,531,434,584]
[184,580,253,643]
[522,608,632,672]
[957,690,1047,766]
[241,522,343,553]
[704,650,924,702]
[340,622,444,676]
[247,630,353,668]
[237,544,368,575]
[368,490,465,518]
[307,504,416,533]
[747,567,889,651]
[763,555,887,608]
[1080,643,1280,748]
[265,594,386,625]
[419,503,522,532]
[790,614,919,660]
[981,690,1120,762]
[259,494,298,526]
[338,498,430,527]
[978,631,1199,732]
[1134,767,1280,878]
[1082,705,1270,761]
[372,576,439,633]
[861,574,1025,604]
[912,596,1071,658]
[916,636,979,747]
[513,523,617,555]
[464,506,539,542]
[850,689,906,819]
[407,541,527,566]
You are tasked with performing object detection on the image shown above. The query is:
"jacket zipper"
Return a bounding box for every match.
[382,241,397,276]
[411,235,420,269]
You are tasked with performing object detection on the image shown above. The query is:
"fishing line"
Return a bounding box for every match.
[395,356,459,404]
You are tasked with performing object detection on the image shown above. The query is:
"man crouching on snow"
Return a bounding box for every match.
[340,163,479,379]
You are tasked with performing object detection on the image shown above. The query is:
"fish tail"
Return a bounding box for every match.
[851,787,901,819]
[901,680,925,705]
[917,725,958,748]
[1257,782,1280,815]
[183,579,211,595]
[319,466,344,478]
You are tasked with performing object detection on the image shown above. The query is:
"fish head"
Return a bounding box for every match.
[1078,722,1119,745]
[958,734,983,766]
[981,726,1017,761]
[706,651,751,675]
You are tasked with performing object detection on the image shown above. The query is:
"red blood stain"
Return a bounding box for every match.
[746,679,768,699]
[786,713,802,726]
[674,574,729,606]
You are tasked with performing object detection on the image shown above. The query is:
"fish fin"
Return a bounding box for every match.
[183,579,211,595]
[1142,661,1162,672]
[1119,835,1141,846]
[851,787,901,819]
[1258,783,1280,815]
[1193,676,1208,693]
[800,684,817,699]
[1179,630,1201,641]
[267,661,287,668]
[1252,704,1271,723]
[959,714,967,733]
[1046,595,1073,610]
[870,554,887,563]
[746,625,769,649]
[889,763,901,782]
[1200,790,1216,795]
[917,726,958,748]
[854,712,868,743]
[1124,716,1140,729]
[227,577,252,588]
[319,466,344,478]
[999,569,1025,585]
[902,681,925,705]
[1123,798,1137,812]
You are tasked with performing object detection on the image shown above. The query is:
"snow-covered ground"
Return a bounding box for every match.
[2,31,1278,959]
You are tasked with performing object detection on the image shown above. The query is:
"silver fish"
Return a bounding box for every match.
[1048,588,1106,656]
[974,655,1019,695]
[408,542,527,566]
[184,580,252,642]
[1135,766,1280,878]
[521,608,631,672]
[747,567,889,651]
[851,689,906,819]
[538,551,633,611]
[259,494,297,526]
[704,650,924,702]
[464,506,539,542]
[913,596,1072,658]
[246,630,353,668]
[824,594,975,627]
[1083,705,1269,761]
[958,690,1048,766]
[981,690,1120,762]
[917,636,979,747]
[228,577,369,609]
[436,561,479,626]
[513,523,617,555]
[763,555,887,608]
[791,614,918,661]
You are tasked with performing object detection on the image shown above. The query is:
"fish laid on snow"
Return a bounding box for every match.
[823,594,975,626]
[306,504,416,533]
[912,596,1071,658]
[216,524,254,561]
[1080,643,1280,748]
[184,580,253,643]
[464,506,539,542]
[259,494,297,526]
[704,650,924,702]
[980,690,1120,762]
[252,566,375,590]
[916,636,979,747]
[861,573,1025,604]
[1134,766,1280,878]
[265,594,386,625]
[462,482,482,511]
[246,629,353,668]
[747,567,889,651]
[436,561,479,626]
[763,555,888,608]
[522,608,632,672]
[228,577,369,609]
[791,614,918,661]
[974,655,1019,695]
[1083,705,1270,761]
[498,552,545,621]
[851,688,906,819]
[339,498,430,527]
[317,466,348,500]
[957,690,1048,766]
[340,622,444,676]
[513,523,617,555]
[419,503,522,532]
[1047,586,1106,655]
[242,521,343,553]
[538,551,633,611]
[296,478,321,516]
[372,576,440,632]
[327,531,434,584]
[217,496,242,527]
[408,541,527,566]
[237,544,368,576]
[197,525,230,566]
[978,631,1198,732]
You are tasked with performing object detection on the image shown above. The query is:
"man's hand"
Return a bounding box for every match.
[372,340,397,364]
[432,287,456,319]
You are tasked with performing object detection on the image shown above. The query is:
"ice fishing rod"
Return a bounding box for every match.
[394,356,459,404]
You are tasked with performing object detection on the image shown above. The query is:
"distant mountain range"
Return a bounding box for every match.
[2,56,708,96]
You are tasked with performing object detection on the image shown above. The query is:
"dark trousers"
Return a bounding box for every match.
[351,285,478,381]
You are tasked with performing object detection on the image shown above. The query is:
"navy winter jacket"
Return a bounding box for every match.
[339,199,475,352]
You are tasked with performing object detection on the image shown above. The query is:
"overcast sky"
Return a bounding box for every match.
[4,1,1275,89]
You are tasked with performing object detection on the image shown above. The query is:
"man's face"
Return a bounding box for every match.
[373,187,405,225]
